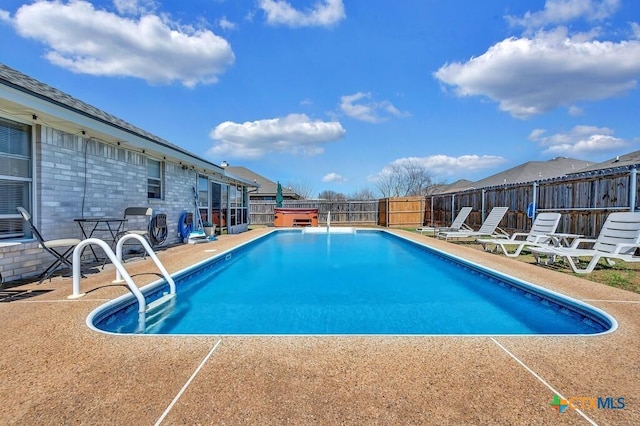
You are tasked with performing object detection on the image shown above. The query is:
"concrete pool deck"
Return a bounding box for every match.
[1,228,638,425]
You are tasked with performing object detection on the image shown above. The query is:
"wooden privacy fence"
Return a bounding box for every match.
[250,167,638,235]
[425,167,639,237]
[378,197,426,227]
[250,200,379,226]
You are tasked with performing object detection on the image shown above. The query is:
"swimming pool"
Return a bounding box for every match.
[89,229,616,335]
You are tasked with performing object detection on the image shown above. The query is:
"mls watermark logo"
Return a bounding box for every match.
[549,395,569,413]
[550,394,625,413]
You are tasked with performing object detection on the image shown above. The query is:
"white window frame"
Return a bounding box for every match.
[0,116,33,240]
[147,157,163,199]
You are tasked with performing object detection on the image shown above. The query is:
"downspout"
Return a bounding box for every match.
[481,189,486,223]
[226,185,231,234]
[630,167,637,212]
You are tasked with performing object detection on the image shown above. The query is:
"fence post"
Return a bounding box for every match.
[451,193,455,222]
[430,196,434,226]
[532,181,537,221]
[386,198,389,228]
[631,167,637,212]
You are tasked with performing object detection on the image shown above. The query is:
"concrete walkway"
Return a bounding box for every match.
[0,229,638,425]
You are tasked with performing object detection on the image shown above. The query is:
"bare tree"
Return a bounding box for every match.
[317,190,347,201]
[286,180,314,199]
[374,159,440,197]
[349,187,377,200]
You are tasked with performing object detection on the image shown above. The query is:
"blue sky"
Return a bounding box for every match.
[1,0,639,197]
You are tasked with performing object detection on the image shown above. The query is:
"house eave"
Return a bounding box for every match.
[0,82,225,176]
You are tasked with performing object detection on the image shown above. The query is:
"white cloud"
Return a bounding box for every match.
[528,129,547,141]
[218,16,237,31]
[8,1,234,87]
[370,155,507,181]
[340,92,408,123]
[568,105,583,116]
[434,28,640,118]
[208,113,346,159]
[322,172,346,183]
[258,0,345,28]
[113,0,158,16]
[0,9,10,23]
[507,0,619,31]
[529,125,631,156]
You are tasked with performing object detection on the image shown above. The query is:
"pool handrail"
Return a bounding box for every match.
[71,238,146,313]
[114,234,176,296]
[70,235,176,314]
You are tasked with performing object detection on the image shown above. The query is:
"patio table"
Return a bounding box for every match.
[548,233,584,248]
[74,217,127,262]
[537,233,585,265]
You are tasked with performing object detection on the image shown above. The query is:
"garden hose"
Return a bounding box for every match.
[149,213,168,246]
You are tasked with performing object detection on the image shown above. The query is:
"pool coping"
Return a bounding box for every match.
[1,227,639,424]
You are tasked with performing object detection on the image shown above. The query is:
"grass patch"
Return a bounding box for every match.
[410,229,640,295]
[580,265,640,294]
[512,252,640,294]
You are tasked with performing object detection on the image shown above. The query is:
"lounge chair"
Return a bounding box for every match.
[476,212,561,257]
[416,207,472,235]
[438,207,509,241]
[17,207,82,283]
[529,212,640,274]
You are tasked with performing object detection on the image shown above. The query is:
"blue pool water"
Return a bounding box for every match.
[90,229,615,335]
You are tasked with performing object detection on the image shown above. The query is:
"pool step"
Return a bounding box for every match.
[146,292,175,312]
[143,293,177,332]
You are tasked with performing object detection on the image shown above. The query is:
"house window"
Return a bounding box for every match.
[211,182,224,230]
[197,175,209,223]
[147,158,163,199]
[229,185,248,227]
[0,117,32,240]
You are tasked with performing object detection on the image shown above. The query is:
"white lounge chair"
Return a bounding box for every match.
[530,212,640,274]
[438,207,509,241]
[476,212,561,257]
[416,207,472,235]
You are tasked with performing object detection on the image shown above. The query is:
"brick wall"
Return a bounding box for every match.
[1,125,203,283]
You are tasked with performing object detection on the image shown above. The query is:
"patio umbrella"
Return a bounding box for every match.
[276,181,284,207]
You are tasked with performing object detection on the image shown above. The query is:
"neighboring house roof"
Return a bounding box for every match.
[0,63,253,187]
[433,179,474,195]
[447,157,592,192]
[567,149,640,174]
[225,166,301,199]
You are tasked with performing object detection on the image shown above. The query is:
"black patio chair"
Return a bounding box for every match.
[120,207,153,242]
[17,207,82,283]
[115,207,153,260]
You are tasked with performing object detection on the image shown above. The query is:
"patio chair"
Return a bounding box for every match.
[476,212,561,257]
[416,207,472,235]
[120,207,153,241]
[529,212,640,274]
[116,207,153,258]
[437,207,509,241]
[17,207,82,283]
